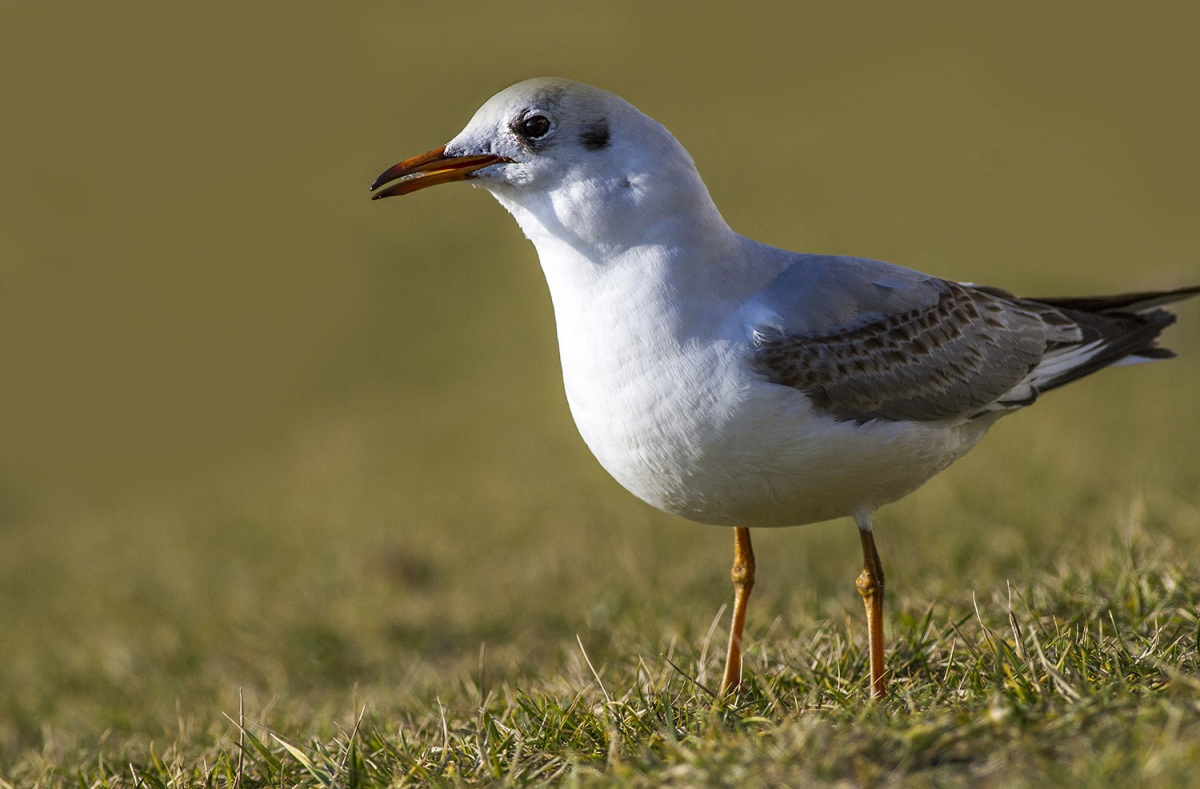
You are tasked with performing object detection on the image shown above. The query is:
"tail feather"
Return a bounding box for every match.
[1022,285,1197,395]
[1032,284,1200,315]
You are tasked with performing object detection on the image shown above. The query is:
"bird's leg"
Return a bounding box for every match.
[854,513,886,699]
[720,526,755,696]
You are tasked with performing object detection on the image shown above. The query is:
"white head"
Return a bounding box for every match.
[372,78,728,259]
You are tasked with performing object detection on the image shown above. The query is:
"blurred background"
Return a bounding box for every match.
[1,0,1198,756]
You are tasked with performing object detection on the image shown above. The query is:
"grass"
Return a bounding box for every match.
[5,534,1200,786]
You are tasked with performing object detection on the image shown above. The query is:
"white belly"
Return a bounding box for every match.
[560,326,992,528]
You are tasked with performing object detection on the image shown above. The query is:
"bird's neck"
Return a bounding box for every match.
[520,209,746,319]
[490,157,732,257]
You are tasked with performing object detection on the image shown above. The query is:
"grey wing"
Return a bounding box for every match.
[752,277,1066,422]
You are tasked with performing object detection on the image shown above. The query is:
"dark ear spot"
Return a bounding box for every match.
[579,119,610,151]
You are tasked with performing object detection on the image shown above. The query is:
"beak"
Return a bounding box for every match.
[370,145,512,200]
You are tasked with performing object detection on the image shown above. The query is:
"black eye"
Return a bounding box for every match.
[519,114,551,139]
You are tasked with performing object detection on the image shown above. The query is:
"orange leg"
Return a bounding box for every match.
[855,521,886,699]
[720,526,755,696]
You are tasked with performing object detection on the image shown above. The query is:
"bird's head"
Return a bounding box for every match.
[372,78,722,256]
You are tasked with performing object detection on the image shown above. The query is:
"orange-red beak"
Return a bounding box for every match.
[370,145,512,199]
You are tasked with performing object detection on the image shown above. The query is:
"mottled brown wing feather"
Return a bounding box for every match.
[753,280,1052,422]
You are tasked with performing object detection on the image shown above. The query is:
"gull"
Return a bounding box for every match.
[371,77,1197,699]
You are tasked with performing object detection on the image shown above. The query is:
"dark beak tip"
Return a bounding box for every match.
[369,174,392,192]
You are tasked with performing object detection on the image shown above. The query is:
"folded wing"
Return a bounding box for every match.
[749,259,1197,423]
